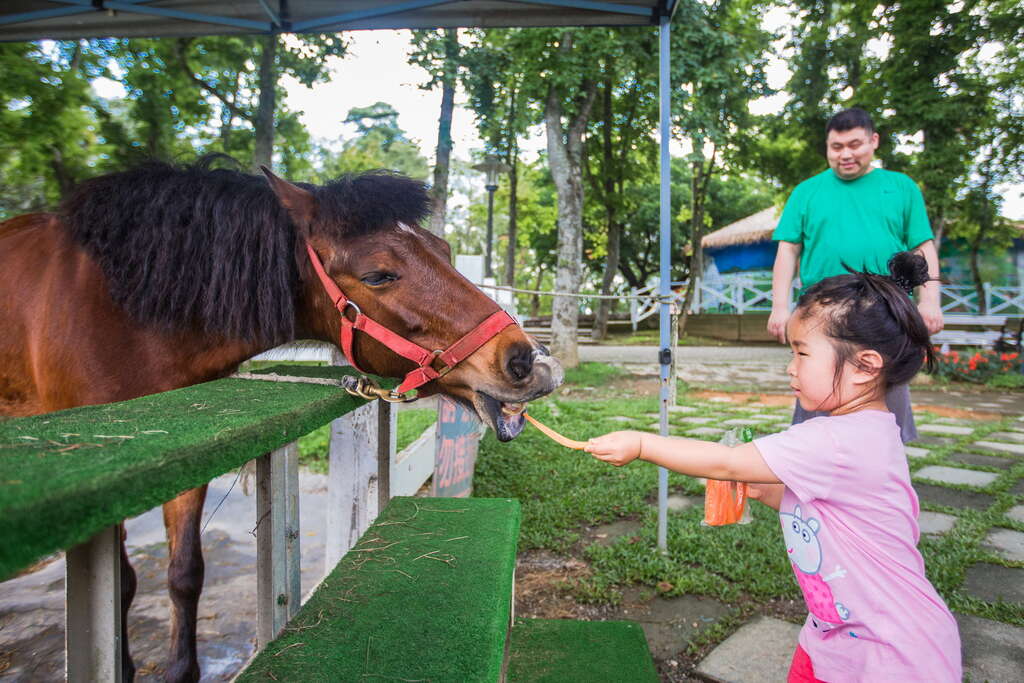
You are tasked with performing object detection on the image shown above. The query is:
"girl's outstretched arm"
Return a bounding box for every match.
[586,431,782,485]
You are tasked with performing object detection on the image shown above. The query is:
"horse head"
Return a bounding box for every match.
[264,168,562,441]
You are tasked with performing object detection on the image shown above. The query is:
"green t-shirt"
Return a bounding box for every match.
[773,168,933,291]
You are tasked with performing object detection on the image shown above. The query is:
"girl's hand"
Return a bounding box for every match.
[747,482,784,510]
[585,431,644,467]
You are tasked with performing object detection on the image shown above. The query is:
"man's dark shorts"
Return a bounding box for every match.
[792,384,917,444]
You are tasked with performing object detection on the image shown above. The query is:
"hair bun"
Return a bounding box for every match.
[887,251,929,293]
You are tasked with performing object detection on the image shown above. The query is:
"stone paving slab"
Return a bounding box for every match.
[987,431,1024,443]
[919,510,957,535]
[913,483,993,511]
[616,590,732,661]
[904,446,930,459]
[607,416,639,423]
[957,613,1024,683]
[948,451,1016,470]
[963,563,1024,604]
[975,440,1024,456]
[1007,505,1024,524]
[696,616,801,683]
[665,495,702,511]
[918,423,974,436]
[914,466,999,488]
[983,528,1024,562]
[911,435,956,447]
[669,405,697,413]
[721,419,764,426]
[1013,479,1024,496]
[677,416,715,424]
[687,427,726,437]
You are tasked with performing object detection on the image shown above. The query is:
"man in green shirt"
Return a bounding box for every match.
[767,108,943,441]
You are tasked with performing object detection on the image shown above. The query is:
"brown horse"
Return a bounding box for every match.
[0,159,561,681]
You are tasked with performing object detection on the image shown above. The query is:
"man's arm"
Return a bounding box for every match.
[913,239,943,334]
[768,241,801,343]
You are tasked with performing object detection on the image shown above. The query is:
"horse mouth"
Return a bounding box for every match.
[478,392,527,442]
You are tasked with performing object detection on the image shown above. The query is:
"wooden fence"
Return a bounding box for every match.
[0,365,395,681]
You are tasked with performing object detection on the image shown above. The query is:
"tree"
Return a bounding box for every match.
[670,0,774,331]
[318,104,429,180]
[461,29,534,286]
[583,28,659,340]
[410,28,460,238]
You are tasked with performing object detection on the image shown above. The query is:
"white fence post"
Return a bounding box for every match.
[256,442,301,647]
[66,525,123,683]
[325,401,395,571]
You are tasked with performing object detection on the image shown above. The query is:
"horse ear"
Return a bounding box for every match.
[262,166,317,229]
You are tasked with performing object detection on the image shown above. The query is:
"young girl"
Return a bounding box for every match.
[585,252,961,682]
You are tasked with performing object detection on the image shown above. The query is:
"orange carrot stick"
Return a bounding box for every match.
[523,413,588,450]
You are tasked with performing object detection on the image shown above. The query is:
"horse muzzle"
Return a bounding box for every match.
[470,343,563,442]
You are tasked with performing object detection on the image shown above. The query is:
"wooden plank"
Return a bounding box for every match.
[392,423,436,497]
[324,401,395,571]
[66,525,123,683]
[256,442,301,647]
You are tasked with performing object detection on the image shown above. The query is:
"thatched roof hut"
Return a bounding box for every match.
[701,207,779,249]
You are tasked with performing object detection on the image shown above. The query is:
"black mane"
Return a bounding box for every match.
[62,159,430,345]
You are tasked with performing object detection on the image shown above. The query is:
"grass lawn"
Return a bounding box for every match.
[472,362,1024,654]
[298,408,436,474]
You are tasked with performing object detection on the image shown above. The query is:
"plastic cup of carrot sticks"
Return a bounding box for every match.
[702,427,754,527]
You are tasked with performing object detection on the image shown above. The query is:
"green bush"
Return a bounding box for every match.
[986,372,1024,389]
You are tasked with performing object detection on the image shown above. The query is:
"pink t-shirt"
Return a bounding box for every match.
[754,410,961,682]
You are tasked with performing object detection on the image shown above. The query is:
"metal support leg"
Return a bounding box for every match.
[256,442,301,647]
[66,525,123,682]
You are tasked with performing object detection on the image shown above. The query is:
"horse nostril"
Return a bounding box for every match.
[507,346,534,381]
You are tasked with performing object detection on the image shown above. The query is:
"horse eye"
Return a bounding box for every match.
[361,272,397,286]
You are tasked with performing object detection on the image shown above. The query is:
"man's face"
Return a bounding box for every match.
[826,127,879,180]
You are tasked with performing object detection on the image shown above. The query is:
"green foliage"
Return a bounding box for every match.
[316,104,428,181]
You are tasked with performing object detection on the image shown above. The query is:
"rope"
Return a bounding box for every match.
[474,282,685,302]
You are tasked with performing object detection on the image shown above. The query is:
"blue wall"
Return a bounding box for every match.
[705,241,776,273]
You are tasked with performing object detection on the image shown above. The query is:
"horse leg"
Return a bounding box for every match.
[162,486,208,683]
[120,524,138,680]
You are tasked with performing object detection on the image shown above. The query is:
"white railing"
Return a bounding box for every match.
[629,278,1024,327]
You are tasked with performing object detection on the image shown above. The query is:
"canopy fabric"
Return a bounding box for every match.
[0,1,671,41]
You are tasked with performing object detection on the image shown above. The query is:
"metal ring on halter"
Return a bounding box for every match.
[343,299,362,317]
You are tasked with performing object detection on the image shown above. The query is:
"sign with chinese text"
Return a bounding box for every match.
[431,396,482,498]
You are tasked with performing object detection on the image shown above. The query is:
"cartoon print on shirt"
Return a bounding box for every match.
[781,505,850,630]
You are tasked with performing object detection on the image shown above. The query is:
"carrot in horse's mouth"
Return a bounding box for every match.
[523,413,587,450]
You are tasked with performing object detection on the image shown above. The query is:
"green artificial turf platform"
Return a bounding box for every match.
[507,618,659,682]
[237,496,520,682]
[0,365,392,580]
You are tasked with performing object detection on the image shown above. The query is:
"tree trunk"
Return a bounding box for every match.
[50,145,75,199]
[504,144,519,286]
[530,268,543,318]
[429,29,458,239]
[252,35,277,172]
[593,74,618,341]
[679,150,715,334]
[969,242,985,315]
[543,35,597,368]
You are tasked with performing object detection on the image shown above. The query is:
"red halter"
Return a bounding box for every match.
[305,243,516,396]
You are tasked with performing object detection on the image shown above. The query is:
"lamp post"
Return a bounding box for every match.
[473,154,510,279]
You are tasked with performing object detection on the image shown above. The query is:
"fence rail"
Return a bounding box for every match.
[628,277,1024,327]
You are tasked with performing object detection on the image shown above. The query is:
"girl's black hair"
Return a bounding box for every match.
[796,251,937,397]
